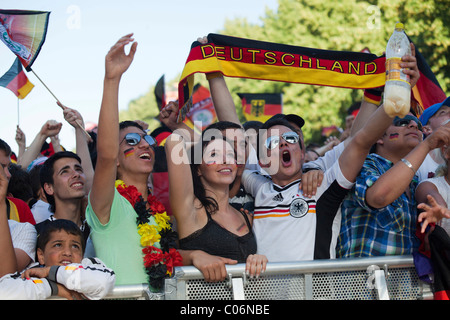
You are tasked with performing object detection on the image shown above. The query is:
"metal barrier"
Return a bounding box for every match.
[102,255,433,300]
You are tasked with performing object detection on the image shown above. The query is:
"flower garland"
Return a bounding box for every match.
[115,180,182,291]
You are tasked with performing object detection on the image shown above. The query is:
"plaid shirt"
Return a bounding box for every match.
[336,153,420,258]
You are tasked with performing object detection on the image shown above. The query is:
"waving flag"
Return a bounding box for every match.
[0,10,50,71]
[0,57,34,99]
[238,93,282,122]
[409,39,447,113]
[177,33,386,121]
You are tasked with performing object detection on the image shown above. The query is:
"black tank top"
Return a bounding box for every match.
[179,209,257,263]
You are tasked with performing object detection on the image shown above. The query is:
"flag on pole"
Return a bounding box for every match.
[0,9,50,71]
[238,93,282,122]
[0,57,34,99]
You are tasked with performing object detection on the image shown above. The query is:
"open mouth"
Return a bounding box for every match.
[218,168,233,174]
[70,182,84,189]
[60,260,72,266]
[282,150,292,165]
[139,152,152,160]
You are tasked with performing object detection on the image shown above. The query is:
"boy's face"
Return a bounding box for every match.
[37,230,83,266]
[45,157,86,202]
[259,125,304,185]
[117,126,155,177]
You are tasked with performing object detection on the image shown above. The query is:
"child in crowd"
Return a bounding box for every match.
[0,219,115,300]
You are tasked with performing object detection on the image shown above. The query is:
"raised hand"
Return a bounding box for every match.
[418,194,450,234]
[105,33,138,81]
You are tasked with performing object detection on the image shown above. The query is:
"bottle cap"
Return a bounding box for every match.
[395,22,404,30]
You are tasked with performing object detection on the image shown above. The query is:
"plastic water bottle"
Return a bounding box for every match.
[383,22,411,118]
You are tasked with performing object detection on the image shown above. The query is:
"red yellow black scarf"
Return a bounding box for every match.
[177,33,386,121]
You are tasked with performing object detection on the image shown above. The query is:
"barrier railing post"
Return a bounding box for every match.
[374,269,390,300]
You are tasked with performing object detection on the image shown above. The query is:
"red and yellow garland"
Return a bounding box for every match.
[115,180,182,291]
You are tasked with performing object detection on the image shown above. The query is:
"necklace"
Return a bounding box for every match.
[115,180,182,292]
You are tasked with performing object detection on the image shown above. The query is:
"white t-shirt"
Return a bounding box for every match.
[243,159,353,262]
[417,152,441,182]
[9,220,37,265]
[30,200,52,224]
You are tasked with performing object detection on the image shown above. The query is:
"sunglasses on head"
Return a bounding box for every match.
[393,115,423,132]
[265,131,300,150]
[121,132,156,147]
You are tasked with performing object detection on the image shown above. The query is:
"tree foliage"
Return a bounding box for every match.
[120,0,449,143]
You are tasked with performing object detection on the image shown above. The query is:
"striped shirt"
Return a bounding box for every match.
[336,153,421,258]
[243,160,353,262]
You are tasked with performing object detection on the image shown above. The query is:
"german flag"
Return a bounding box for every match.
[0,57,34,99]
[177,33,386,121]
[409,38,447,113]
[238,93,282,122]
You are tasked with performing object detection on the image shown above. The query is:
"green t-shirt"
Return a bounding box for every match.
[86,188,158,286]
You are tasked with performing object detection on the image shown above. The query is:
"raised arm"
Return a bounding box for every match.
[17,120,62,169]
[15,126,26,162]
[196,37,241,125]
[366,123,450,208]
[338,104,393,182]
[61,103,94,192]
[89,34,137,225]
[164,103,196,235]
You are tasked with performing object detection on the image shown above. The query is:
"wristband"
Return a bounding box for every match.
[47,279,59,296]
[363,88,383,106]
[400,158,416,174]
[47,265,59,282]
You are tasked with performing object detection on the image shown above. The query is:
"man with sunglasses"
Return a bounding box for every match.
[337,113,450,258]
[240,103,399,262]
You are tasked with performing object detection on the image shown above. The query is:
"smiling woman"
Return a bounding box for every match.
[162,105,268,282]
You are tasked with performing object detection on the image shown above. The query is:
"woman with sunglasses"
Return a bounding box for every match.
[163,104,268,282]
[85,34,180,290]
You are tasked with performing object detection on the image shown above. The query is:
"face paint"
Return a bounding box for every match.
[124,147,135,157]
[389,133,399,140]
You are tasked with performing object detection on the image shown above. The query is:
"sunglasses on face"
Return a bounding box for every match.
[265,131,300,150]
[393,115,423,132]
[121,132,156,147]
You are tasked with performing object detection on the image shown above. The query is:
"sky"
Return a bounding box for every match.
[0,0,279,154]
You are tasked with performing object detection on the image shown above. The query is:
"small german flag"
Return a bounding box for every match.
[0,57,34,99]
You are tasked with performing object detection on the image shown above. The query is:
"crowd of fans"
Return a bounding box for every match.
[1,34,449,300]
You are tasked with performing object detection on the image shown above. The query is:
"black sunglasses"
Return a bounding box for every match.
[393,115,423,132]
[265,131,300,150]
[121,132,156,147]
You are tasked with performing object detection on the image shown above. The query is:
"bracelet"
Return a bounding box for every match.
[363,88,383,106]
[400,158,416,174]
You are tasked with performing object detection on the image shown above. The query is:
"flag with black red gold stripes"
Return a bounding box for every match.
[238,93,282,122]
